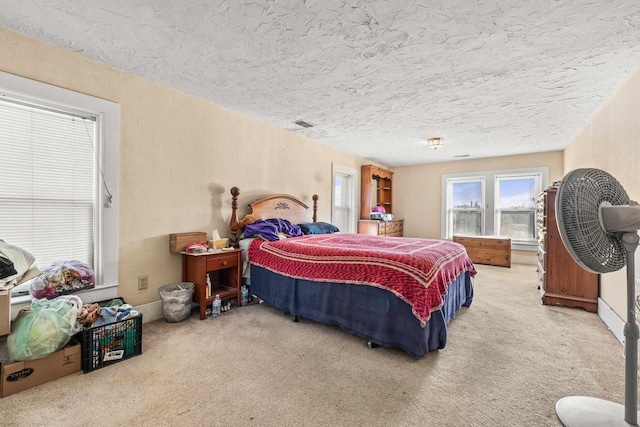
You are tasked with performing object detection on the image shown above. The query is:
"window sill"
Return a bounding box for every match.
[10,283,119,320]
[512,241,538,252]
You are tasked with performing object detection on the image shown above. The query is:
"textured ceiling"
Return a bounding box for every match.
[1,0,640,166]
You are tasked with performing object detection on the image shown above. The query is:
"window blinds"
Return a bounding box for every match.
[0,98,96,270]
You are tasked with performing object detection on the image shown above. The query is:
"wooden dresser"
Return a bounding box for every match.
[537,186,598,312]
[358,219,404,237]
[453,235,511,267]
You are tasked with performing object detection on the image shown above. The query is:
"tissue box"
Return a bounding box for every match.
[207,238,229,249]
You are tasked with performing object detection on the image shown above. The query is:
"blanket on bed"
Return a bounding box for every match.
[248,234,476,326]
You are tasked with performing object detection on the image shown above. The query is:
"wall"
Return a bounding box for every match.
[392,151,564,240]
[564,65,640,320]
[0,28,367,306]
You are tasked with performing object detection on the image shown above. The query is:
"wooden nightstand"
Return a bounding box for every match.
[181,248,242,320]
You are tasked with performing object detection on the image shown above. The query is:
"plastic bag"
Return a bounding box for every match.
[6,295,83,361]
[30,260,94,299]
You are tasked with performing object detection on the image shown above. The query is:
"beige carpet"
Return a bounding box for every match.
[0,264,627,426]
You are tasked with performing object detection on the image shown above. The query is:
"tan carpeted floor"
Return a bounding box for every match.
[0,264,627,426]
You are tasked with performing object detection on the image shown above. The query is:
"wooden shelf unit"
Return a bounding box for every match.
[359,164,404,237]
[537,187,598,312]
[360,164,394,219]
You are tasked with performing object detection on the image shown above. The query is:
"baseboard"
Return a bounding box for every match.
[136,300,164,324]
[598,297,625,344]
[135,300,200,324]
[511,253,536,265]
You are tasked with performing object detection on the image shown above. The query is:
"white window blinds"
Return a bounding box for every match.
[0,98,96,269]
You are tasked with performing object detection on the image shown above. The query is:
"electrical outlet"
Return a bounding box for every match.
[138,275,148,290]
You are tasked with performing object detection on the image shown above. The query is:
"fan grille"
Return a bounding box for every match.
[556,168,629,274]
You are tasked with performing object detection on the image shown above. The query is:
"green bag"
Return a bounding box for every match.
[6,295,82,361]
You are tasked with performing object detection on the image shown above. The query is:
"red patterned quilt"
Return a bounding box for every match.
[248,234,476,326]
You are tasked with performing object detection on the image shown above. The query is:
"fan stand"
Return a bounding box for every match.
[556,232,640,427]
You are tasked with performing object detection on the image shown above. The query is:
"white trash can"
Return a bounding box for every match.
[158,282,194,323]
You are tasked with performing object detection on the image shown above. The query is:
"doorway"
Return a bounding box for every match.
[331,163,358,233]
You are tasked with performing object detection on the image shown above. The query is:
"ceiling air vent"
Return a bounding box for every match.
[454,154,470,158]
[293,120,315,128]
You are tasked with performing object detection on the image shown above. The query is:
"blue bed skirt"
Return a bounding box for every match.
[249,265,474,358]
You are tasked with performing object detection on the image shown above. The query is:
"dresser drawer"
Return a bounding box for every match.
[386,221,399,233]
[206,254,239,271]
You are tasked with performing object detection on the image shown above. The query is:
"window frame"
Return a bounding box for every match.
[441,166,548,251]
[445,176,486,238]
[0,71,119,308]
[494,172,542,244]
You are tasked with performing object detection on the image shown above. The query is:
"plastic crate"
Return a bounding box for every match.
[80,314,142,373]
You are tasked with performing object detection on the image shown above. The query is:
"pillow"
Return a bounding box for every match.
[298,222,340,235]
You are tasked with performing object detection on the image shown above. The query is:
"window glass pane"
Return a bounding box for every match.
[499,211,535,239]
[334,175,343,207]
[452,181,482,208]
[499,177,535,209]
[453,211,482,235]
[0,99,95,270]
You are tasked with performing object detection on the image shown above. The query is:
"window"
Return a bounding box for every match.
[495,173,540,241]
[446,177,485,238]
[0,100,96,267]
[442,167,547,249]
[0,71,119,305]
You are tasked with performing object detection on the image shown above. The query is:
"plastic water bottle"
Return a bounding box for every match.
[241,285,249,306]
[212,294,221,318]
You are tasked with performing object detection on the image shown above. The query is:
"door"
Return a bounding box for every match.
[332,164,357,233]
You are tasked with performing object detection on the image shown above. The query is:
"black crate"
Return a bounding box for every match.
[80,314,142,373]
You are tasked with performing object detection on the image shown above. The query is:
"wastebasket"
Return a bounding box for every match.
[158,282,194,323]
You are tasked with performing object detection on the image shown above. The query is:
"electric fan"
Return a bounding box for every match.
[554,168,640,427]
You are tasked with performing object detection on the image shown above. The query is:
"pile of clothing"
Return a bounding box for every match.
[77,298,139,328]
[2,296,138,363]
[0,240,41,291]
[0,240,138,363]
[29,260,94,299]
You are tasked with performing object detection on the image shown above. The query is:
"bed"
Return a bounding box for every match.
[229,187,476,358]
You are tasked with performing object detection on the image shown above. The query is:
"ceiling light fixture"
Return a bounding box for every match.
[426,137,444,150]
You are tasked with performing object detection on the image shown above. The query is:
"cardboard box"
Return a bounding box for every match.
[1,341,81,398]
[0,289,9,336]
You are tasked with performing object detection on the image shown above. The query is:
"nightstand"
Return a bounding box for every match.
[181,248,242,320]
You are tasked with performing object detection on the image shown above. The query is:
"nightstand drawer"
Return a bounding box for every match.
[206,254,239,271]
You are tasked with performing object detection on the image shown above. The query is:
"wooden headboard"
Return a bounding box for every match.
[229,187,318,248]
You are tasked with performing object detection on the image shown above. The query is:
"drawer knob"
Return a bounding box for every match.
[221,261,228,266]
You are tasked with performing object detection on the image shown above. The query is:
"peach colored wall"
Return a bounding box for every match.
[0,28,367,306]
[392,151,564,240]
[564,65,640,319]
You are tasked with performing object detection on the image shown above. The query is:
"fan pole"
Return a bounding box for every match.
[623,232,639,425]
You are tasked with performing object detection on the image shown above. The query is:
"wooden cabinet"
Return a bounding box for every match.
[537,187,598,312]
[359,164,404,236]
[182,249,242,320]
[453,235,511,267]
[358,219,404,237]
[360,164,394,218]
